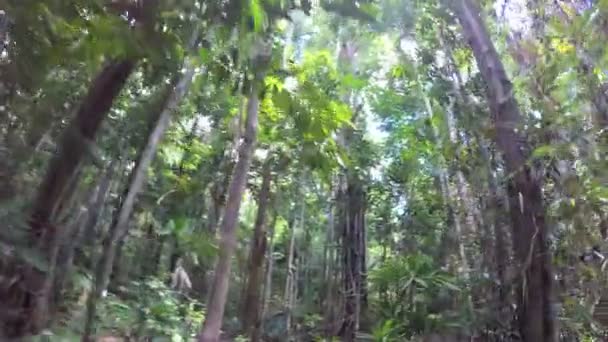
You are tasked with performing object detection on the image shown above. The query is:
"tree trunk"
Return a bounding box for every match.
[261,212,278,321]
[417,70,471,282]
[449,1,556,340]
[323,178,341,336]
[30,60,135,241]
[339,176,366,341]
[195,142,236,299]
[322,179,335,313]
[167,119,201,274]
[198,78,263,342]
[441,28,512,317]
[0,59,134,338]
[81,56,197,341]
[480,141,511,311]
[242,158,273,341]
[55,159,117,300]
[290,257,299,334]
[283,200,300,341]
[359,198,368,326]
[441,44,495,297]
[335,39,368,340]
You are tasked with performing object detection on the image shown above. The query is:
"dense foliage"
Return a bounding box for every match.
[0,0,607,341]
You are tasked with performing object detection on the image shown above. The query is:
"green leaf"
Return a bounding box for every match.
[532,145,556,158]
[341,73,366,90]
[249,0,267,32]
[199,47,210,64]
[413,277,428,288]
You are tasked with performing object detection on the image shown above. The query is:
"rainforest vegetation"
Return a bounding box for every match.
[0,0,607,341]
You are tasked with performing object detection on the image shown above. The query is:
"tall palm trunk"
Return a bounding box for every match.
[82,55,198,341]
[242,158,273,341]
[449,1,556,340]
[198,74,264,342]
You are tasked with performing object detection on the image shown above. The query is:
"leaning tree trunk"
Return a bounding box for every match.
[242,157,273,342]
[449,1,556,341]
[30,60,135,241]
[442,31,512,316]
[198,74,264,342]
[0,59,135,338]
[81,56,197,341]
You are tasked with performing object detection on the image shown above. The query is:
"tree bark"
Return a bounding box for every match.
[242,157,273,341]
[339,176,366,341]
[198,78,263,342]
[30,60,135,241]
[81,55,197,341]
[196,143,236,298]
[449,1,556,341]
[0,59,134,338]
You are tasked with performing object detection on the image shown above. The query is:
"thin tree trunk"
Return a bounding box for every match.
[31,161,86,322]
[80,155,125,253]
[417,72,472,282]
[199,147,235,297]
[108,239,127,291]
[81,55,198,341]
[359,200,368,327]
[449,1,556,340]
[322,179,335,315]
[198,74,264,342]
[441,48,493,293]
[290,256,299,332]
[261,212,278,321]
[284,199,301,341]
[242,157,273,341]
[167,119,201,274]
[56,159,117,299]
